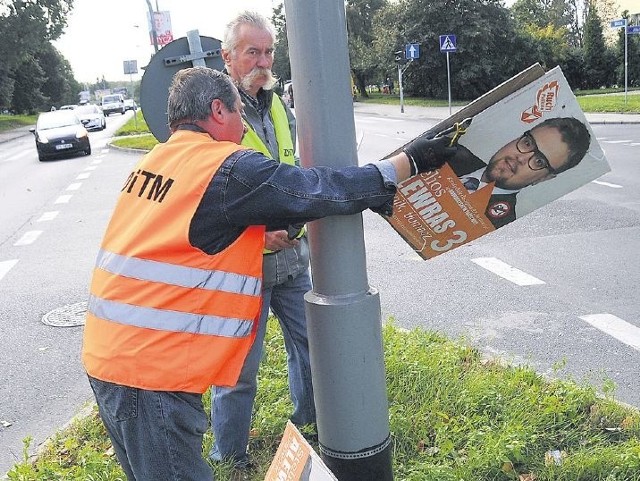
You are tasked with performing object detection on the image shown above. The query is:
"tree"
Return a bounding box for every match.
[346,0,386,98]
[511,0,579,68]
[381,0,535,100]
[10,54,47,114]
[512,0,577,32]
[583,1,614,88]
[271,3,291,86]
[615,11,640,88]
[0,0,74,110]
[36,43,80,107]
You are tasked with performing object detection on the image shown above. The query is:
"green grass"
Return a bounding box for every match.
[0,114,37,132]
[576,94,640,113]
[358,92,468,107]
[112,110,149,136]
[8,321,640,481]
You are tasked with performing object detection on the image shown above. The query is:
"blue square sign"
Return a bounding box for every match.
[439,34,457,52]
[405,43,420,60]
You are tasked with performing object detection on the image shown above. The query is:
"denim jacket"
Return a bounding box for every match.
[189,145,398,257]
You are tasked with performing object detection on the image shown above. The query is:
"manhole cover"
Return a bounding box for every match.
[41,301,87,327]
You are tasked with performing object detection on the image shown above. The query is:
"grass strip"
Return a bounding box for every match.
[7,321,640,481]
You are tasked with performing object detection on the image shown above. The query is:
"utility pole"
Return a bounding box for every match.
[284,1,393,479]
[145,0,158,53]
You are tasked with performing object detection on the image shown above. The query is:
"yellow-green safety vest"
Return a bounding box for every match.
[242,96,305,253]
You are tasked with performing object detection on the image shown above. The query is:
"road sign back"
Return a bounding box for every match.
[439,34,457,52]
[140,34,223,142]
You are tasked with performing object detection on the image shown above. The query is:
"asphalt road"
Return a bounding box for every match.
[0,111,137,475]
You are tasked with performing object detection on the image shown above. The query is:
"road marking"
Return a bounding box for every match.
[631,142,640,146]
[84,166,97,171]
[5,151,30,162]
[91,159,103,165]
[356,118,403,123]
[471,257,545,286]
[76,172,91,179]
[579,313,640,352]
[37,211,59,222]
[55,195,73,204]
[0,259,19,281]
[14,230,42,246]
[592,180,623,188]
[601,140,630,144]
[66,182,82,191]
[100,149,109,154]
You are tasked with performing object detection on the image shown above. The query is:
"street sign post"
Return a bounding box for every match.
[398,43,420,114]
[123,60,139,129]
[610,18,628,103]
[439,34,457,114]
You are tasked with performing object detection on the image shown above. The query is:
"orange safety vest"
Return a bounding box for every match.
[82,130,265,393]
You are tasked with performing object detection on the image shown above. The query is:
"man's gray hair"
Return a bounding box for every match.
[222,10,275,54]
[167,67,238,128]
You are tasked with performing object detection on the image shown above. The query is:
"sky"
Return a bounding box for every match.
[54,0,279,84]
[53,0,636,85]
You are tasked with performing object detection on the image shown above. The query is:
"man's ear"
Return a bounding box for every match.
[221,49,232,66]
[210,99,225,123]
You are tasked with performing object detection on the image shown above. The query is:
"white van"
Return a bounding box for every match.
[101,94,125,116]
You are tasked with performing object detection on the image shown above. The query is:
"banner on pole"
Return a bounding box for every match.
[148,11,174,46]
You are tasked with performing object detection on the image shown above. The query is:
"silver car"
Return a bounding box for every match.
[76,104,106,131]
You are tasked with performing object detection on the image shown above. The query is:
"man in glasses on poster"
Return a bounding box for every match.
[452,116,590,228]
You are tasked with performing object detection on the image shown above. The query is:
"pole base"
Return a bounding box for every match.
[320,438,393,481]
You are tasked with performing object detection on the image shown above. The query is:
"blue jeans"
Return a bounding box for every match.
[209,269,316,465]
[88,376,212,480]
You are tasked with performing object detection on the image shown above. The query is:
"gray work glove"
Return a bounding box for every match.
[403,136,458,175]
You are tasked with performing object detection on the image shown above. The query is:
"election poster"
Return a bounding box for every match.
[264,421,337,481]
[383,64,610,260]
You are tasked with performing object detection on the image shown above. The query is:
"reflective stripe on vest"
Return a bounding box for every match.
[88,295,253,337]
[95,248,261,296]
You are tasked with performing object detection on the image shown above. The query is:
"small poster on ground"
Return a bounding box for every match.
[264,421,337,481]
[383,64,610,260]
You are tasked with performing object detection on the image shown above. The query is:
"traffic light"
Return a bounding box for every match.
[394,50,404,62]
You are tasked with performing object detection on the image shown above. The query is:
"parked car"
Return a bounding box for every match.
[75,104,106,131]
[282,81,294,108]
[29,110,91,161]
[59,104,78,110]
[101,93,125,116]
[124,98,137,111]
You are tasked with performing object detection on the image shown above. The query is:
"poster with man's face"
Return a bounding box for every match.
[384,65,610,260]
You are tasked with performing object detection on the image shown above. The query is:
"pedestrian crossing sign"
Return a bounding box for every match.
[439,34,457,52]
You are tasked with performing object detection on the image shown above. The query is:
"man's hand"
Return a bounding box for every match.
[265,230,299,252]
[403,136,458,174]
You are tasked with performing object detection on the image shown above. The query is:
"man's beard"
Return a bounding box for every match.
[240,67,278,93]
